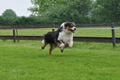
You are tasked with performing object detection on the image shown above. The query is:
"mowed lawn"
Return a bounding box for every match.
[0,40,120,80]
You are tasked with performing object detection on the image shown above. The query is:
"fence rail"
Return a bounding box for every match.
[0,22,119,48]
[0,35,120,43]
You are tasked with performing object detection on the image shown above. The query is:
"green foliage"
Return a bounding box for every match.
[1,40,120,80]
[2,9,17,17]
[1,0,120,26]
[29,0,70,15]
[0,16,43,27]
[28,0,120,24]
[92,0,120,23]
[29,0,93,24]
[0,9,17,26]
[0,16,18,26]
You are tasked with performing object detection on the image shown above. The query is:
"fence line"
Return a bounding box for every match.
[1,35,120,43]
[0,23,118,48]
[79,28,120,30]
[1,27,120,30]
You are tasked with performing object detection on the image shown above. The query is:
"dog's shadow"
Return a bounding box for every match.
[37,52,81,59]
[38,54,69,58]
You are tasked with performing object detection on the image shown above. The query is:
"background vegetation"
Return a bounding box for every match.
[0,0,120,28]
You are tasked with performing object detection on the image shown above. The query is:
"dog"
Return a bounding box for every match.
[41,22,76,55]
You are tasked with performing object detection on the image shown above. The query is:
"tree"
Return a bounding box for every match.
[28,0,67,15]
[28,0,93,24]
[92,0,120,23]
[2,9,17,17]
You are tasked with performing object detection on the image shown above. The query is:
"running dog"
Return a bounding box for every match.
[41,22,76,55]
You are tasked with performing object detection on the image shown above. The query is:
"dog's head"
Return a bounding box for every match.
[60,22,76,33]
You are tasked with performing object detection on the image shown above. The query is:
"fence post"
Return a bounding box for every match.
[52,24,55,32]
[15,26,20,42]
[13,26,16,43]
[111,22,116,48]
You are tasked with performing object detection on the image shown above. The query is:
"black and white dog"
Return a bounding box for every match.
[41,22,76,55]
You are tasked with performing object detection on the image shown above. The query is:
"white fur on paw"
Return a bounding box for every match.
[68,41,73,47]
[60,43,65,47]
[60,43,65,50]
[69,43,73,47]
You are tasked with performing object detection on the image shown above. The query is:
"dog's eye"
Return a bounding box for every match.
[70,26,73,28]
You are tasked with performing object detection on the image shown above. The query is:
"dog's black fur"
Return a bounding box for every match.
[43,27,62,44]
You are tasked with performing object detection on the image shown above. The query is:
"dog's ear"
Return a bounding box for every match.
[60,22,69,28]
[64,22,68,25]
[65,22,71,27]
[70,22,76,27]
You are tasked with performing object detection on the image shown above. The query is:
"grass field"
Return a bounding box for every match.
[0,40,120,80]
[0,27,120,37]
[0,27,120,80]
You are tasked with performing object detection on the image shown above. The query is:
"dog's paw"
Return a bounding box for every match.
[59,43,65,52]
[41,46,44,49]
[60,43,65,47]
[61,49,64,52]
[67,41,73,47]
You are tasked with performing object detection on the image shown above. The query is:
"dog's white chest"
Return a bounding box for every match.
[58,31,73,44]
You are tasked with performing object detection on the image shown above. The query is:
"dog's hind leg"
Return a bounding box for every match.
[41,43,48,49]
[49,43,57,55]
[41,40,48,49]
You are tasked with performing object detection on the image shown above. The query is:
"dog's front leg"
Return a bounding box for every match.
[69,40,73,47]
[66,40,73,47]
[57,41,65,52]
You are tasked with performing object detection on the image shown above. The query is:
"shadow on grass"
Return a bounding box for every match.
[38,54,68,58]
[37,52,82,58]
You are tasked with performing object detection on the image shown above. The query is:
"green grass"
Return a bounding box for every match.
[0,27,120,37]
[0,40,120,80]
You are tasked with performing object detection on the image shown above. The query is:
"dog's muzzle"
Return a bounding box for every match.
[70,27,76,33]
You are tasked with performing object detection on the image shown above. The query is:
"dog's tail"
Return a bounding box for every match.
[42,39,45,44]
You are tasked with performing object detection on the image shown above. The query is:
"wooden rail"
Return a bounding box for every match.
[0,35,120,43]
